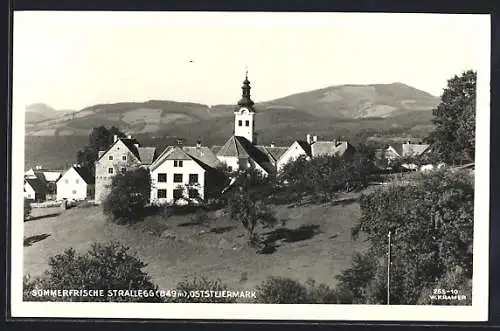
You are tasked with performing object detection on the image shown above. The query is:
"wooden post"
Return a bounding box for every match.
[387,230,391,305]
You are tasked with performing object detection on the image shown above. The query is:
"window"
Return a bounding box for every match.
[121,168,126,173]
[158,173,167,182]
[108,155,113,160]
[174,160,184,167]
[108,168,114,174]
[157,189,167,199]
[238,120,242,126]
[189,174,198,184]
[64,179,69,184]
[245,120,249,127]
[174,174,183,183]
[72,190,77,195]
[188,189,199,199]
[122,155,127,161]
[75,179,79,184]
[173,189,183,200]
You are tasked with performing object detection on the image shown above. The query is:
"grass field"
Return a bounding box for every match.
[23,195,369,291]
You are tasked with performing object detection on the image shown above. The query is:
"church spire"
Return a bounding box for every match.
[237,67,255,110]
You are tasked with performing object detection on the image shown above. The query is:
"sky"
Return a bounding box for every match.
[13,11,489,111]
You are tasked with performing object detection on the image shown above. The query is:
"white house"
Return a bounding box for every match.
[56,166,95,201]
[276,139,312,172]
[149,144,220,205]
[276,134,355,173]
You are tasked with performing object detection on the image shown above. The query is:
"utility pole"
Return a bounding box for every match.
[387,230,391,305]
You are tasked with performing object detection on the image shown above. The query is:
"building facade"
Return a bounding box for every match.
[56,166,94,201]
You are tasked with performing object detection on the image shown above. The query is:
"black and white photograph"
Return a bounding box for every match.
[11,11,490,321]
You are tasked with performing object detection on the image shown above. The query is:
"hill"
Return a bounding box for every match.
[24,82,440,169]
[25,103,75,124]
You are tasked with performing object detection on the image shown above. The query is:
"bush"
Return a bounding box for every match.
[256,277,309,303]
[24,198,32,221]
[103,167,151,224]
[256,277,338,304]
[23,242,162,302]
[169,277,236,303]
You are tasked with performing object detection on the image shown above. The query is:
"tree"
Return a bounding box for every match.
[227,187,277,245]
[76,126,126,175]
[102,167,152,224]
[427,70,476,164]
[23,242,162,302]
[24,198,32,221]
[226,168,278,245]
[349,169,474,304]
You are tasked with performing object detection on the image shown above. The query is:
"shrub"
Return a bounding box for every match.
[102,167,152,224]
[256,277,309,303]
[169,277,236,303]
[23,242,162,302]
[24,198,32,221]
[256,277,338,304]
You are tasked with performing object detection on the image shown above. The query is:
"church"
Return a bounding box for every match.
[94,72,355,204]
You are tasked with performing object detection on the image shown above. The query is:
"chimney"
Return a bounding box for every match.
[113,135,118,142]
[270,142,275,148]
[177,138,183,146]
[313,136,318,143]
[306,134,311,144]
[196,140,202,148]
[134,143,139,149]
[73,163,80,168]
[127,134,132,139]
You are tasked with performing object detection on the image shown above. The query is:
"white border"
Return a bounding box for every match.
[10,12,491,321]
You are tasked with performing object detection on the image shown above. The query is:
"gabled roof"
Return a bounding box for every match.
[181,146,221,168]
[402,143,430,157]
[257,146,288,162]
[137,147,157,165]
[311,140,355,157]
[72,166,95,184]
[25,177,48,195]
[217,136,250,158]
[296,140,312,157]
[150,145,220,171]
[57,166,95,184]
[96,137,151,164]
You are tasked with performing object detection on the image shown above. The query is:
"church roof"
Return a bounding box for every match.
[256,146,288,163]
[217,136,250,158]
[218,136,276,174]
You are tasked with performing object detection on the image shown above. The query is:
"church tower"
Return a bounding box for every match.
[234,69,256,144]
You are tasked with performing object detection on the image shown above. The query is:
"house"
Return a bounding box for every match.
[276,134,355,172]
[56,165,95,201]
[24,177,48,202]
[149,142,220,204]
[94,135,157,202]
